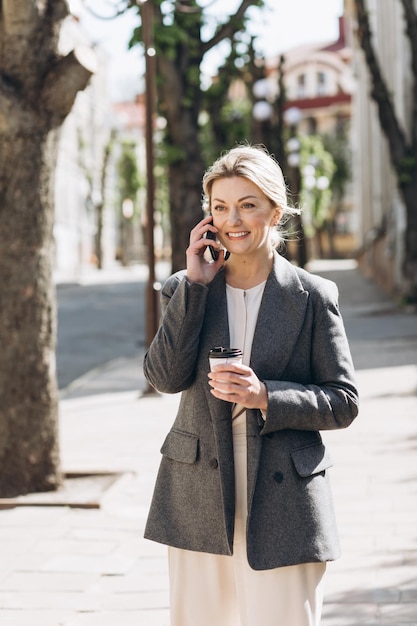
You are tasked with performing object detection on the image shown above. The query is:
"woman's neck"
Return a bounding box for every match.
[225,251,274,290]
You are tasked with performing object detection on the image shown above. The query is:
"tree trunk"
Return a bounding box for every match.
[157,38,205,273]
[0,128,61,496]
[0,1,95,496]
[167,135,205,273]
[159,50,204,272]
[95,137,113,269]
[400,177,417,302]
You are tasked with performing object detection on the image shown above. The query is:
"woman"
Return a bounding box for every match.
[144,145,358,626]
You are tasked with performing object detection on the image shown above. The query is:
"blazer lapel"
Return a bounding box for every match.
[247,253,309,510]
[250,252,309,381]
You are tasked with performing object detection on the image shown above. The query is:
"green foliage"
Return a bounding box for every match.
[160,141,188,166]
[130,0,204,59]
[299,135,336,234]
[322,130,351,200]
[200,34,261,165]
[128,0,267,269]
[117,141,141,212]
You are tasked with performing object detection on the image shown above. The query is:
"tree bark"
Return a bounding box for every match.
[400,0,417,150]
[153,3,204,272]
[399,176,417,300]
[0,1,94,495]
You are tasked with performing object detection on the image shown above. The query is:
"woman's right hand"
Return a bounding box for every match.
[186,215,225,285]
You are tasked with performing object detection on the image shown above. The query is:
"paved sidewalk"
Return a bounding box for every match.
[0,261,416,625]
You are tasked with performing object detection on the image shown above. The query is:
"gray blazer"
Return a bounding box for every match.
[144,252,359,570]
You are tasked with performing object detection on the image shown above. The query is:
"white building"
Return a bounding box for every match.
[346,0,412,295]
[258,16,356,258]
[54,14,117,278]
[281,18,354,138]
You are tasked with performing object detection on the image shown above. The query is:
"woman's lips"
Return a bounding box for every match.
[227,231,249,239]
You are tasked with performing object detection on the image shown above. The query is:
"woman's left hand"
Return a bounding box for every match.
[208,363,268,411]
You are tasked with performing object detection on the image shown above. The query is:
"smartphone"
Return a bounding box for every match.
[205,216,230,261]
[205,228,219,261]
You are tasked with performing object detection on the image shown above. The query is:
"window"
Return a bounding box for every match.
[297,74,306,98]
[317,72,327,96]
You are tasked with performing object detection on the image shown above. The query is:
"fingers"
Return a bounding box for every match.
[208,365,252,397]
[189,215,217,244]
[187,216,219,256]
[186,216,224,284]
[208,367,268,411]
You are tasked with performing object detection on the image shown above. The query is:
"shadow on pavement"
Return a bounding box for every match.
[308,260,417,371]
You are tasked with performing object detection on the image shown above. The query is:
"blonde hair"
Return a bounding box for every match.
[202,145,299,246]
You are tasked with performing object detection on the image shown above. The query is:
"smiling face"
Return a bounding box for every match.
[210,176,280,260]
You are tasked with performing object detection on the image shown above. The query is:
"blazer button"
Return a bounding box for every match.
[209,458,219,469]
[273,471,284,483]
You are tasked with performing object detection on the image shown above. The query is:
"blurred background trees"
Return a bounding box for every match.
[131,0,265,271]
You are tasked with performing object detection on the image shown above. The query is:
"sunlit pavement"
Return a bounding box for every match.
[0,260,415,625]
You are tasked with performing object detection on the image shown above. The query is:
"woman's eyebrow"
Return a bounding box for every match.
[212,195,258,203]
[239,195,258,202]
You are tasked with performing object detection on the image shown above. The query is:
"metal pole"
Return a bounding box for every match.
[142,0,159,351]
[292,164,308,268]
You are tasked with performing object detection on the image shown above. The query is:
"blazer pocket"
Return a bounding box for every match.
[290,442,333,478]
[160,429,199,464]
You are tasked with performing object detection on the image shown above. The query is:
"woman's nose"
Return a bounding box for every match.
[227,206,242,224]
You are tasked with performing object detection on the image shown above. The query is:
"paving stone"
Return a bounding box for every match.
[0,591,100,611]
[0,553,52,573]
[322,601,379,625]
[97,590,169,611]
[0,608,75,626]
[33,539,117,556]
[379,604,417,621]
[65,609,170,626]
[41,553,137,575]
[2,572,99,592]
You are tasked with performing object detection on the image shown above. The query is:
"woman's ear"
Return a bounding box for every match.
[272,209,282,226]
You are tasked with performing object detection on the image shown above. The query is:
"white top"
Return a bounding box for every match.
[226,281,266,430]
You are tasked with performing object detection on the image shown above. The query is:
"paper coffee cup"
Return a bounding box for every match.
[209,347,243,371]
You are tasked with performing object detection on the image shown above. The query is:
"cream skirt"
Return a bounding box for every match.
[168,420,326,626]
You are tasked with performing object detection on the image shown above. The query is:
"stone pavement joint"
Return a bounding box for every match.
[0,472,127,511]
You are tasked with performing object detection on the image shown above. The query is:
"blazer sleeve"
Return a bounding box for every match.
[260,280,359,434]
[143,272,209,394]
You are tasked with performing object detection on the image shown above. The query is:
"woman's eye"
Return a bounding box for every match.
[212,204,226,212]
[241,203,255,209]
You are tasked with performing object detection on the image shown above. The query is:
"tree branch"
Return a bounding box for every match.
[400,0,417,150]
[0,0,67,35]
[354,0,408,172]
[201,0,262,56]
[1,0,37,36]
[1,1,69,82]
[41,45,97,126]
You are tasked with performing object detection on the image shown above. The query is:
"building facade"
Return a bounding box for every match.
[280,17,353,138]
[54,14,117,278]
[346,0,413,296]
[256,16,356,259]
